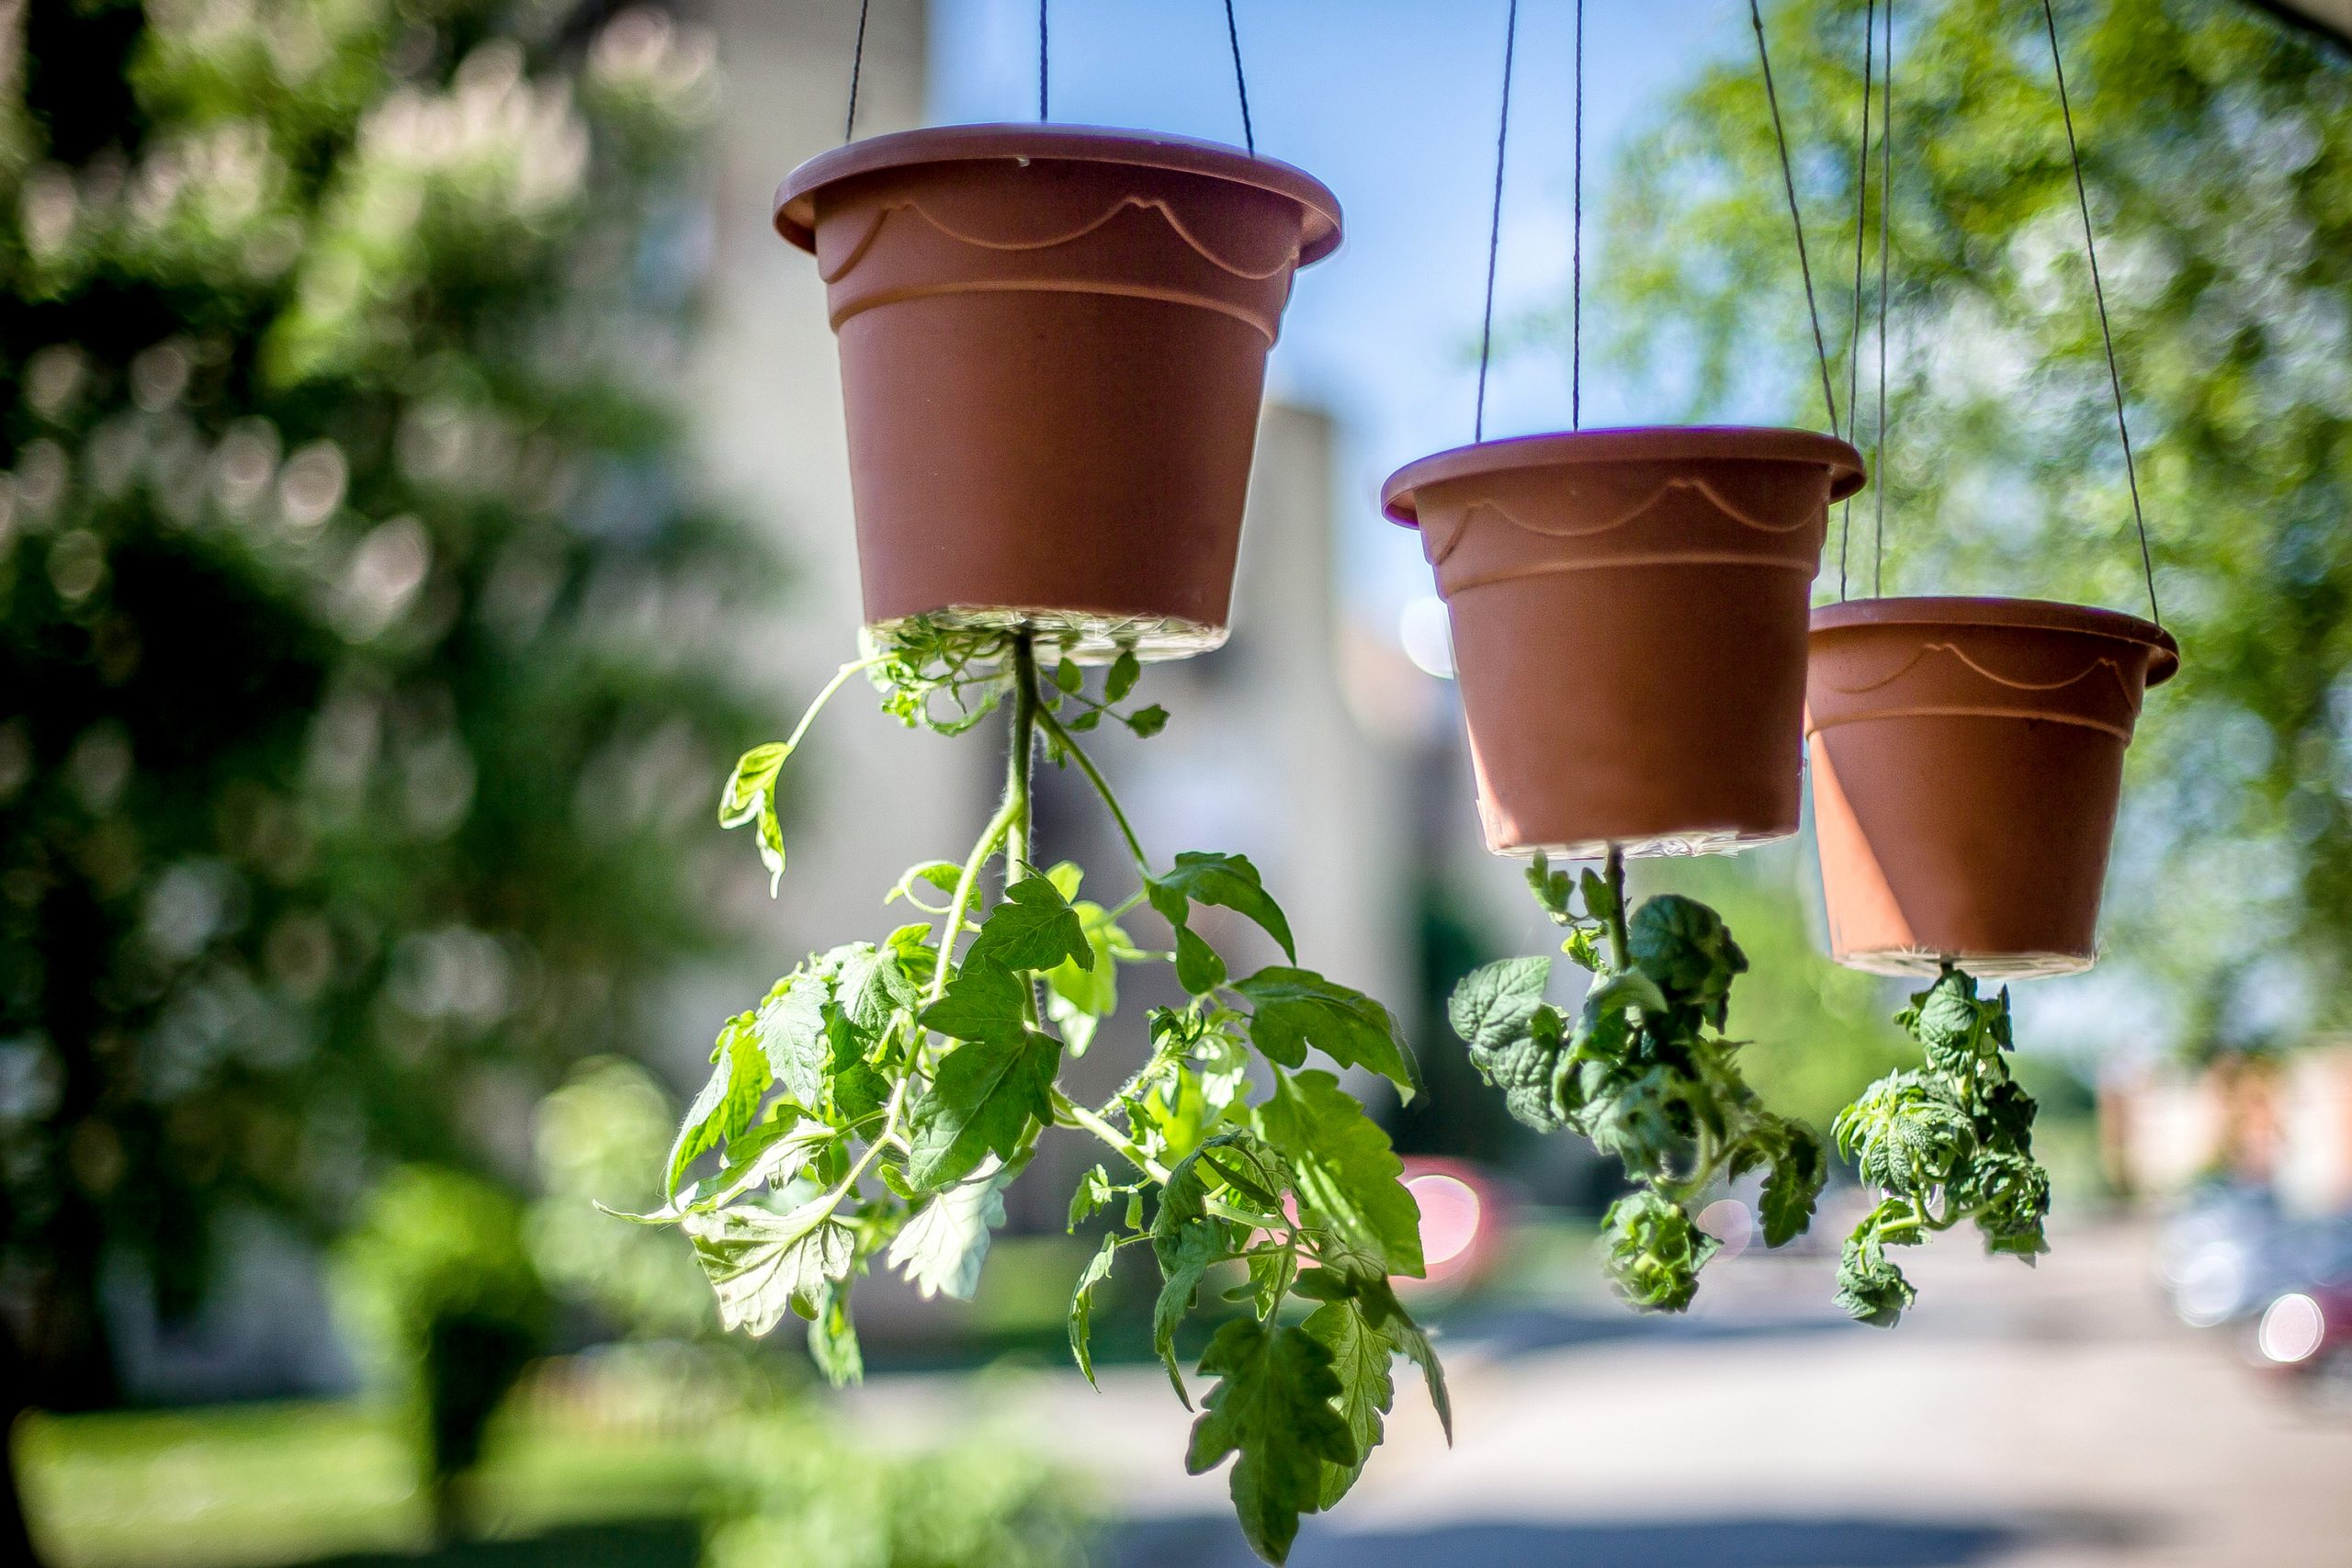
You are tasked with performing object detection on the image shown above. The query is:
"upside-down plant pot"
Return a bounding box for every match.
[1383,427,1864,857]
[775,124,1342,659]
[1805,596,2180,978]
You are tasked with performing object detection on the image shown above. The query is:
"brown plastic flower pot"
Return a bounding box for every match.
[1383,427,1864,858]
[775,124,1342,660]
[1806,596,2180,978]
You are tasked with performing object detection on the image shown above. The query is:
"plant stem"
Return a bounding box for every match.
[786,655,888,753]
[1052,1089,1173,1182]
[1602,841,1631,972]
[1006,630,1040,877]
[1036,704,1150,878]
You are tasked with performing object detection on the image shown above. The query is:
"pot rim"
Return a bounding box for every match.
[1381,425,1866,528]
[774,122,1343,265]
[1809,594,2180,689]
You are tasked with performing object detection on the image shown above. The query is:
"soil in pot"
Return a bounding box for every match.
[1384,426,1864,858]
[775,124,1342,661]
[1805,595,2179,978]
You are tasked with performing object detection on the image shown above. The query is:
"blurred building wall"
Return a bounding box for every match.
[685,0,1001,1011]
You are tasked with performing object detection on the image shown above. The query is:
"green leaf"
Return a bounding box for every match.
[1067,1232,1122,1386]
[1151,1152,1227,1405]
[1447,956,1553,1054]
[752,976,830,1108]
[905,1030,1058,1188]
[1126,704,1169,738]
[1068,1164,1117,1231]
[967,874,1092,975]
[1054,657,1084,694]
[1148,852,1295,960]
[718,741,789,827]
[681,1198,854,1337]
[1253,1070,1425,1278]
[1835,1231,1917,1328]
[1106,649,1141,703]
[918,959,1029,1045]
[1758,1122,1826,1247]
[665,1014,769,1197]
[1235,967,1420,1098]
[1627,894,1747,1028]
[887,1156,1015,1300]
[807,1278,863,1387]
[1599,1189,1718,1314]
[833,942,920,1035]
[1045,899,1129,1054]
[1185,1318,1357,1565]
[719,743,792,893]
[1172,923,1227,995]
[1303,1296,1392,1510]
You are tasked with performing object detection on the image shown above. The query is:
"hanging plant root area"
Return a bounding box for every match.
[867,607,1228,663]
[1827,944,2097,982]
[1498,825,1792,862]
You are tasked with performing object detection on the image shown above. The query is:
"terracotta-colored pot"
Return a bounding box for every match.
[1383,427,1864,857]
[775,125,1341,659]
[1806,596,2179,978]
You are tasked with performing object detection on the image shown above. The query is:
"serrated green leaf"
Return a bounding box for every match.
[1253,1070,1424,1278]
[1235,967,1419,1098]
[1185,1318,1357,1564]
[833,942,920,1035]
[1126,704,1169,738]
[1068,1163,1116,1231]
[1759,1122,1826,1247]
[887,1156,1015,1299]
[718,742,788,828]
[967,875,1092,974]
[905,1030,1057,1188]
[750,975,831,1109]
[681,1198,854,1337]
[1303,1296,1392,1510]
[1068,1232,1122,1386]
[1447,956,1553,1054]
[665,1014,769,1197]
[918,959,1029,1045]
[1148,852,1295,960]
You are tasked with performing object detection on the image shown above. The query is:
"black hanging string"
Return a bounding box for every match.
[1750,0,1841,441]
[1223,0,1256,153]
[1871,0,1892,595]
[843,0,874,141]
[1474,0,1520,444]
[1039,0,1050,120]
[2041,0,2160,627]
[1571,0,1585,430]
[1838,0,1876,600]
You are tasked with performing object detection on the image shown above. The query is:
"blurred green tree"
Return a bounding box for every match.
[1578,0,2352,1044]
[0,0,772,1481]
[333,1163,549,1541]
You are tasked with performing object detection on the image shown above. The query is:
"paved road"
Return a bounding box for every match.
[843,1219,2352,1567]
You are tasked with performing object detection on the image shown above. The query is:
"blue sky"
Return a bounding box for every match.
[930,0,1748,640]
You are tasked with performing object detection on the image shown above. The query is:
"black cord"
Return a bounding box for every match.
[1039,0,1050,120]
[1223,0,1256,153]
[1872,0,1892,595]
[1571,0,1585,430]
[1838,0,1875,600]
[1475,0,1520,445]
[843,0,873,141]
[1750,0,1841,441]
[2041,0,2159,627]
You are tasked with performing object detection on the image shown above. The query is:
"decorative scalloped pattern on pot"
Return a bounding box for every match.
[1805,599,2177,978]
[809,160,1308,342]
